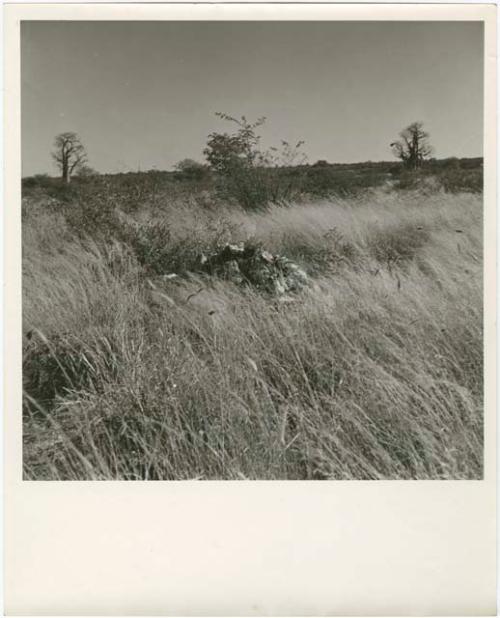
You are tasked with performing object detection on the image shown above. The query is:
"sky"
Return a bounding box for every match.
[21,20,484,176]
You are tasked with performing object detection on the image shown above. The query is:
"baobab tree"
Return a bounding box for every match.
[391,122,433,170]
[52,132,87,183]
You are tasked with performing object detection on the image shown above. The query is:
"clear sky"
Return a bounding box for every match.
[21,20,483,176]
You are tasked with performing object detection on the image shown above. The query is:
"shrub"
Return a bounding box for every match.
[438,167,483,194]
[116,214,238,276]
[119,220,206,275]
[63,184,122,239]
[395,170,423,191]
[204,113,307,210]
[302,166,386,197]
[173,159,211,183]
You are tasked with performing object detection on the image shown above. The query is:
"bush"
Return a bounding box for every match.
[119,220,206,275]
[438,167,483,194]
[116,213,238,276]
[394,171,423,191]
[63,185,122,239]
[204,114,308,210]
[173,159,211,183]
[302,166,387,197]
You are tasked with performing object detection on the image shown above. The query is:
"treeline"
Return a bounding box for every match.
[23,155,483,201]
[26,114,483,209]
[23,155,483,183]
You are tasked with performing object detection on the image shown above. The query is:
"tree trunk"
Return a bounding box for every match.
[62,161,70,184]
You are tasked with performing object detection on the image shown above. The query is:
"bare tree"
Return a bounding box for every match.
[52,132,87,183]
[391,122,433,170]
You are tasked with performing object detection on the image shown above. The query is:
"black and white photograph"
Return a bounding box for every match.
[21,18,485,481]
[4,4,497,615]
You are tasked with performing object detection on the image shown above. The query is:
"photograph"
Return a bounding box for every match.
[21,19,485,481]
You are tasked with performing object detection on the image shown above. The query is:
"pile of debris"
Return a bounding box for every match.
[199,243,309,296]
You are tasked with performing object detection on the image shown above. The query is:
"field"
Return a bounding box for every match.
[22,170,483,480]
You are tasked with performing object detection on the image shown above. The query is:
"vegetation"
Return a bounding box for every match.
[173,159,210,182]
[391,121,433,170]
[52,132,88,184]
[21,117,484,479]
[22,160,483,479]
[203,113,308,210]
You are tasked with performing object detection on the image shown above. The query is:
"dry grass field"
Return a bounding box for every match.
[22,181,483,480]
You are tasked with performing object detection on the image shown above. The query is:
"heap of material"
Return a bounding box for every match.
[200,243,309,296]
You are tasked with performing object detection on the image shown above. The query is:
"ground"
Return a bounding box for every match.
[22,176,483,480]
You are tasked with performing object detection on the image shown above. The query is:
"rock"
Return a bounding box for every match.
[221,259,244,285]
[202,243,309,296]
[261,250,275,264]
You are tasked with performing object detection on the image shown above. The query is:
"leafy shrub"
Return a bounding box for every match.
[173,159,211,183]
[120,220,202,274]
[215,166,271,210]
[204,113,307,210]
[117,215,238,276]
[63,184,122,239]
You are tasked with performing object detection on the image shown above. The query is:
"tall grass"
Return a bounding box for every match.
[22,190,483,479]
